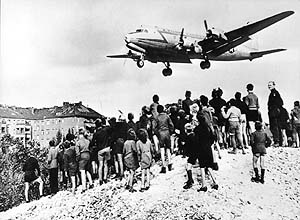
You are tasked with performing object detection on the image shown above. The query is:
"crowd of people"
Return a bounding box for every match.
[22,81,300,202]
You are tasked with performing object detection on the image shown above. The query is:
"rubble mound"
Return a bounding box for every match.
[2,147,300,220]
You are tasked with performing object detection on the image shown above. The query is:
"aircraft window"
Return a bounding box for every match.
[136,29,142,32]
[144,29,148,33]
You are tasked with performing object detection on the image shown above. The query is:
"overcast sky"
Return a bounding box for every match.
[1,0,300,121]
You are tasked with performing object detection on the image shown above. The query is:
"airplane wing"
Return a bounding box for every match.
[200,11,294,57]
[107,51,141,60]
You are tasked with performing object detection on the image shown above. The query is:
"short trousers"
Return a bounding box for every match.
[112,138,124,155]
[228,121,241,136]
[79,152,90,171]
[247,110,259,122]
[158,130,171,149]
[24,171,38,183]
[98,149,111,161]
[68,162,77,176]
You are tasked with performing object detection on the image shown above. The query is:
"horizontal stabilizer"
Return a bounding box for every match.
[107,51,140,59]
[250,48,286,59]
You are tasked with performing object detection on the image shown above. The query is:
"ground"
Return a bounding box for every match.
[2,147,300,220]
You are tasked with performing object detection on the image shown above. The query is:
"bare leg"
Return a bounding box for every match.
[146,168,150,188]
[253,155,258,169]
[114,155,119,176]
[86,171,93,186]
[71,176,76,194]
[25,182,30,202]
[80,170,86,191]
[129,170,134,187]
[200,168,206,188]
[166,148,171,166]
[160,148,166,168]
[98,160,104,182]
[37,177,43,196]
[117,154,124,177]
[260,155,265,169]
[141,169,145,189]
[103,159,108,180]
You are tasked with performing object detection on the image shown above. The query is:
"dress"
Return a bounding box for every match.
[123,140,139,170]
[137,139,152,169]
[23,157,40,183]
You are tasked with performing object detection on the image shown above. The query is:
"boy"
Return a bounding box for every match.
[250,121,272,184]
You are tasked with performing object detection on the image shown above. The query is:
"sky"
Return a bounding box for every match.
[1,0,300,122]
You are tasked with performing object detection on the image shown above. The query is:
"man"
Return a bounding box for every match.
[244,83,260,133]
[267,81,283,147]
[91,118,112,185]
[150,94,160,119]
[154,105,174,173]
[23,151,44,202]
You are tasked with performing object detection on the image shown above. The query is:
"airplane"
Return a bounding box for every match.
[107,11,294,76]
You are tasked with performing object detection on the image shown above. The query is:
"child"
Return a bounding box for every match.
[250,121,272,184]
[136,129,153,192]
[123,129,139,192]
[183,123,197,189]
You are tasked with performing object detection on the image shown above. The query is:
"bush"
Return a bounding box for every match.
[0,135,49,212]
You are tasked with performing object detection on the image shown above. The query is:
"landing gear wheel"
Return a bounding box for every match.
[137,60,144,68]
[162,68,172,76]
[200,60,211,69]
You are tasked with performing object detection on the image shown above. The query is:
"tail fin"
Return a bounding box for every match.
[250,48,286,60]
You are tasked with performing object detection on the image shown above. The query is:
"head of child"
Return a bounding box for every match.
[127,128,136,140]
[184,123,193,135]
[255,121,263,131]
[138,129,148,144]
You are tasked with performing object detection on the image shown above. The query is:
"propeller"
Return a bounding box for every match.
[179,28,184,46]
[204,20,212,37]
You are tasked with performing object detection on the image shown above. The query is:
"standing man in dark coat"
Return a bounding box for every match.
[267,81,284,147]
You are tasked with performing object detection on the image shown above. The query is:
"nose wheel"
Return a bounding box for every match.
[162,62,172,76]
[200,60,211,69]
[137,59,144,68]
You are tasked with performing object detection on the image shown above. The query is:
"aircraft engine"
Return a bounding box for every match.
[126,43,146,54]
[194,45,202,54]
[211,27,228,41]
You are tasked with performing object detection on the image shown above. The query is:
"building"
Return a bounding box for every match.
[0,102,104,147]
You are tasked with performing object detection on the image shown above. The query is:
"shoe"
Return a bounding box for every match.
[260,178,265,184]
[103,179,108,184]
[25,200,30,203]
[183,181,193,189]
[89,184,94,189]
[125,185,130,190]
[212,184,219,190]
[139,188,145,192]
[145,186,150,190]
[99,180,103,185]
[242,150,246,155]
[160,167,166,173]
[198,186,207,192]
[129,187,137,193]
[251,177,260,183]
[168,164,173,171]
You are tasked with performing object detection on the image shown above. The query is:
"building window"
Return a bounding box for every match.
[1,127,5,133]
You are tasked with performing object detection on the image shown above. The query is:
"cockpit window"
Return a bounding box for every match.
[135,29,148,33]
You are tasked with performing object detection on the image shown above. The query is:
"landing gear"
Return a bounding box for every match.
[200,60,211,69]
[162,68,172,76]
[137,59,144,68]
[162,62,172,76]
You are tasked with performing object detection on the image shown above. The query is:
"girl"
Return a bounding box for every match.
[123,129,139,192]
[250,121,272,184]
[136,129,153,192]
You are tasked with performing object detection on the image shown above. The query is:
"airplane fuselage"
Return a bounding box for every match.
[125,26,253,62]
